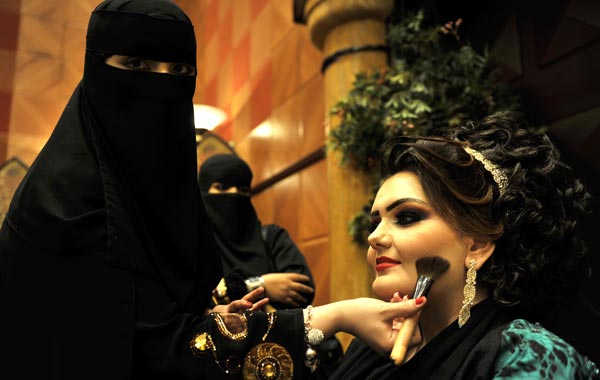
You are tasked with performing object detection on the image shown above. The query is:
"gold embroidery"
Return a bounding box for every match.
[243,343,293,380]
[262,312,277,341]
[214,313,249,341]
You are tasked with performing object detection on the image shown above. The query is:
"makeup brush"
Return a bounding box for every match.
[390,256,450,366]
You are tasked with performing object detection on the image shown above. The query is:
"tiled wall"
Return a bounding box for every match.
[179,0,331,306]
[1,0,331,306]
[0,0,21,162]
[2,0,99,165]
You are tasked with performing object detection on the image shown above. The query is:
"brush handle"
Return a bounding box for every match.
[390,311,420,366]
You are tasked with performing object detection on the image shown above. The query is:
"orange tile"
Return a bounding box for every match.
[298,26,323,84]
[202,0,218,43]
[217,7,233,65]
[251,186,275,226]
[232,32,250,93]
[65,0,97,24]
[299,75,326,156]
[200,75,218,106]
[270,96,300,173]
[232,0,250,46]
[231,97,252,141]
[0,0,21,13]
[21,0,64,19]
[201,26,219,82]
[271,30,300,108]
[216,55,233,108]
[249,3,273,77]
[249,60,272,128]
[0,50,17,92]
[272,173,300,238]
[299,159,329,241]
[250,0,269,21]
[299,238,330,305]
[0,10,20,51]
[0,91,11,133]
[268,0,295,53]
[18,15,63,57]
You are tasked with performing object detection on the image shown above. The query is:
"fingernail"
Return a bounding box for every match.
[415,296,425,305]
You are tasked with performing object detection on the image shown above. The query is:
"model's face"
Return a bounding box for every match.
[208,182,251,196]
[367,171,469,302]
[105,55,196,76]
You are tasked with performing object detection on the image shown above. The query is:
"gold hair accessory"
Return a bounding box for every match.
[462,146,508,195]
[458,259,477,327]
[243,342,293,380]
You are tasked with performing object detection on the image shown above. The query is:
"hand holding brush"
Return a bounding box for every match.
[390,256,450,366]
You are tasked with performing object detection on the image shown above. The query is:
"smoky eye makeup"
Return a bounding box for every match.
[393,209,426,226]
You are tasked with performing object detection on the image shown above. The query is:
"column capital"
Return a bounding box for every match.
[303,0,394,50]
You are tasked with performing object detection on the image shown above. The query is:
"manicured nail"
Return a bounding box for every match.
[415,296,425,305]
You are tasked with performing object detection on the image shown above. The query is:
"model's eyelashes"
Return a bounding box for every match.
[393,210,424,226]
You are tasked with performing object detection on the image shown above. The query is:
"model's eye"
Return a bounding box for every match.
[170,63,195,76]
[124,57,150,71]
[394,211,423,226]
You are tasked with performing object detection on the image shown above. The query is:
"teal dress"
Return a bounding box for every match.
[494,319,599,379]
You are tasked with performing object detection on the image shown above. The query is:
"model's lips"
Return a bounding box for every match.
[375,256,401,271]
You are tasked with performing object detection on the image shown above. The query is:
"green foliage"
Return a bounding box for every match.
[328,11,520,246]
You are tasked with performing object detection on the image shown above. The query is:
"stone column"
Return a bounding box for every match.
[302,0,394,348]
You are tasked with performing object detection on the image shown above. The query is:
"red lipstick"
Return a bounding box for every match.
[375,256,401,271]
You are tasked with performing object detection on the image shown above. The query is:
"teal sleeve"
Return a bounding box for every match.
[493,319,599,380]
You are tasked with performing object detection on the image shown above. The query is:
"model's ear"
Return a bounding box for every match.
[462,236,495,270]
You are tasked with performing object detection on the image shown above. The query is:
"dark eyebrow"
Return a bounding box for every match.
[370,198,428,217]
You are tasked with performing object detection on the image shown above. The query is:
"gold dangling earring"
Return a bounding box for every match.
[458,259,477,328]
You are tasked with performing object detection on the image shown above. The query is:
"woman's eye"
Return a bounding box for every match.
[124,58,150,71]
[394,211,422,226]
[170,63,195,76]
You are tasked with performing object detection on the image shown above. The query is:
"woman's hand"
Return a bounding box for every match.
[211,287,270,314]
[262,273,314,307]
[309,297,427,355]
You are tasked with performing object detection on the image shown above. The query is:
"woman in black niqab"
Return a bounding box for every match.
[0,0,223,378]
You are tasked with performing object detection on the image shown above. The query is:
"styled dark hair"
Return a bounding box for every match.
[380,111,592,319]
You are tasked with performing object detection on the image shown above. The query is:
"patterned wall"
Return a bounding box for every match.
[0,0,332,306]
[178,0,331,306]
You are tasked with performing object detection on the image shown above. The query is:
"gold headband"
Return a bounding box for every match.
[462,146,508,195]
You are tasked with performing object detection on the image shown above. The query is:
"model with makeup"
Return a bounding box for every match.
[0,1,426,379]
[329,111,599,379]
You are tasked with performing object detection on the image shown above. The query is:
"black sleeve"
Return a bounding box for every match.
[134,275,308,379]
[263,224,316,306]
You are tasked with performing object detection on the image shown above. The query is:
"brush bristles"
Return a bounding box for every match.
[415,256,450,279]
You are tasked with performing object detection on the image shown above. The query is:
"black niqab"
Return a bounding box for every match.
[5,0,221,312]
[198,154,273,277]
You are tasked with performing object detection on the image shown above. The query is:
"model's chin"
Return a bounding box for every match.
[371,277,405,301]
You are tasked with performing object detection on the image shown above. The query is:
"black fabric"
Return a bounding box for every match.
[329,298,511,380]
[0,0,225,378]
[223,224,317,310]
[198,154,273,278]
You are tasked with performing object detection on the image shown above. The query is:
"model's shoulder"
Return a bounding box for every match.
[494,319,599,379]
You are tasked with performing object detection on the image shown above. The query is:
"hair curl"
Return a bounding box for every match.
[381,111,592,319]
